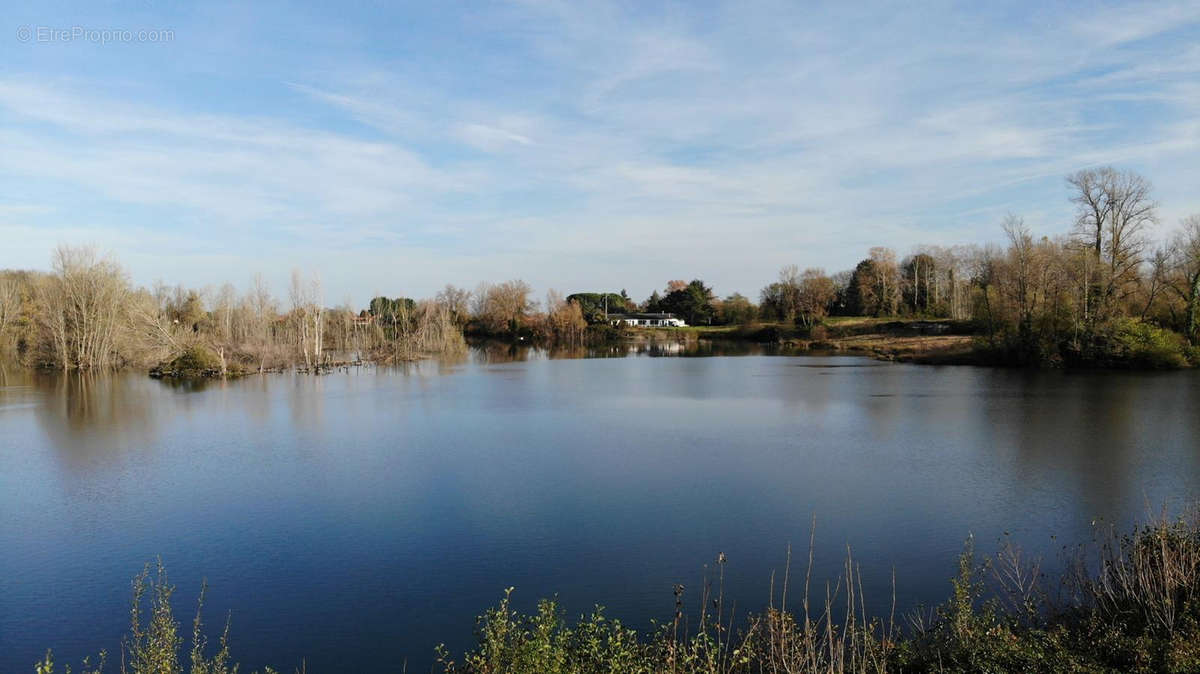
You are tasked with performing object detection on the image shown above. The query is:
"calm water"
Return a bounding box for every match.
[2,347,1200,671]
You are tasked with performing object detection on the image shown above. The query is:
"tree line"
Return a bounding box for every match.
[0,165,1196,372]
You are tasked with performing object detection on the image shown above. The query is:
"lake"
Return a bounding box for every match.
[2,346,1199,672]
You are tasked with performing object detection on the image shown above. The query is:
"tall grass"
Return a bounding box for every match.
[37,512,1200,673]
[440,512,1200,673]
[37,559,285,674]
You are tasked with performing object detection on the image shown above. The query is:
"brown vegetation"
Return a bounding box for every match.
[2,166,1196,373]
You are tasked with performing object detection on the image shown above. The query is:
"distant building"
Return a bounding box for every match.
[610,312,686,327]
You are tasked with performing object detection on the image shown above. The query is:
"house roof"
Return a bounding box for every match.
[610,313,679,320]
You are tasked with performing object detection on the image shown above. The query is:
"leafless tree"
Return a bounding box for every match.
[776,265,803,323]
[0,275,20,350]
[970,244,1002,337]
[869,247,900,316]
[473,279,532,334]
[1168,215,1200,343]
[436,284,472,327]
[244,273,279,371]
[1068,167,1158,321]
[1002,214,1037,337]
[902,247,944,315]
[290,270,324,369]
[544,289,587,342]
[471,282,492,320]
[37,245,130,370]
[1140,246,1172,321]
[796,269,836,328]
[311,274,324,363]
[213,283,236,343]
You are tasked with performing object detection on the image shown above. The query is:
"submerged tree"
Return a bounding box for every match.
[289,270,325,368]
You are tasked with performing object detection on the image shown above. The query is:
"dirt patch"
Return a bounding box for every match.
[787,334,979,364]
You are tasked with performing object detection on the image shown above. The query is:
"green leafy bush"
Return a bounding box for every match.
[1112,319,1191,369]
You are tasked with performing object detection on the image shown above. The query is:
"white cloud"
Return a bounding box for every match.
[1070,1,1200,47]
[1,1,1198,302]
[456,123,534,152]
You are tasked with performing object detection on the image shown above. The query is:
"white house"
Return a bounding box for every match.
[610,312,687,327]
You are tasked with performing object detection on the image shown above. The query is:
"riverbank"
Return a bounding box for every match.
[635,316,1197,369]
[626,317,984,365]
[36,513,1200,674]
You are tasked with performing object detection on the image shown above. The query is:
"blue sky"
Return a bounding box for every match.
[1,1,1198,305]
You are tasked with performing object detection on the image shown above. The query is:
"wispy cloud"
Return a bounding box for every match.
[0,1,1197,301]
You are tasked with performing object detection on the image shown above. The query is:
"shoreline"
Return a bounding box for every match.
[7,315,1195,380]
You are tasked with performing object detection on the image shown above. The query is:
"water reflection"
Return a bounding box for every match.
[467,337,781,364]
[2,353,1199,674]
[154,376,217,393]
[30,370,158,456]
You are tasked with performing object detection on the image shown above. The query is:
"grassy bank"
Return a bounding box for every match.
[35,513,1200,673]
[680,317,1198,369]
[679,317,981,364]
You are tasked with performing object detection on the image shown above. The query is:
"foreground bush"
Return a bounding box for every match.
[39,513,1200,673]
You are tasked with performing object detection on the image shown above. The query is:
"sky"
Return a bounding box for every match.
[1,0,1198,306]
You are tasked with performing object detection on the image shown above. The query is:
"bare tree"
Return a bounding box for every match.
[289,270,324,368]
[544,289,587,342]
[473,279,532,334]
[37,245,130,370]
[796,268,836,328]
[1068,168,1114,259]
[213,282,236,343]
[128,283,184,364]
[970,244,1002,337]
[869,247,900,316]
[436,284,472,328]
[1068,167,1158,321]
[1140,246,1172,321]
[1002,214,1037,338]
[903,249,939,315]
[776,265,802,323]
[311,274,324,364]
[471,282,493,320]
[935,245,975,321]
[245,273,278,371]
[1168,215,1200,343]
[0,275,19,350]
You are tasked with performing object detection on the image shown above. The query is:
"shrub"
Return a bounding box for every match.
[173,346,222,371]
[1112,319,1190,369]
[150,345,236,378]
